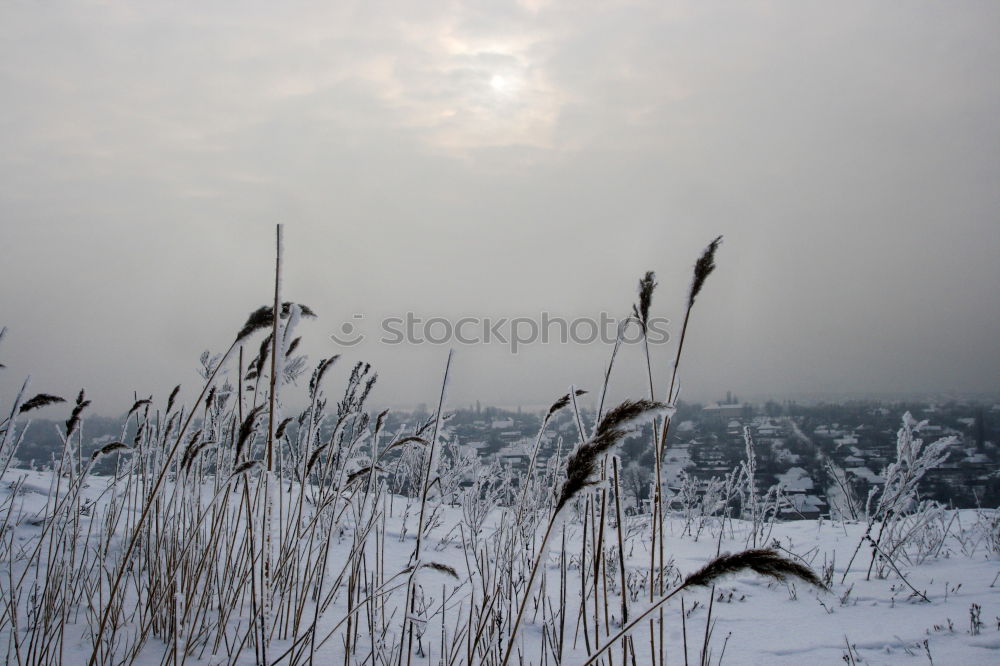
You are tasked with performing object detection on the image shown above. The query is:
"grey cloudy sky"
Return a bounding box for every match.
[1,1,998,414]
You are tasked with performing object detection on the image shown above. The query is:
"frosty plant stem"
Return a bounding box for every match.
[261,222,284,664]
[652,236,723,663]
[514,388,587,529]
[87,228,314,666]
[500,399,671,666]
[268,223,283,473]
[86,339,237,666]
[401,349,452,666]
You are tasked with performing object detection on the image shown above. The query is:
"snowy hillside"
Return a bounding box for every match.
[1,464,997,665]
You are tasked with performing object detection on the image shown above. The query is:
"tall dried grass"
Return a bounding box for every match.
[0,229,836,666]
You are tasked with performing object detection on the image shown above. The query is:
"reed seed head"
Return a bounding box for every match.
[688,236,723,308]
[166,385,181,414]
[682,548,827,591]
[309,355,340,399]
[274,417,294,440]
[305,443,329,477]
[91,441,131,461]
[19,393,66,414]
[632,270,657,328]
[235,302,317,342]
[181,436,216,472]
[346,464,384,486]
[235,405,265,461]
[422,562,459,579]
[374,408,389,434]
[231,460,261,478]
[65,389,91,438]
[127,398,152,418]
[556,399,672,512]
[546,389,588,420]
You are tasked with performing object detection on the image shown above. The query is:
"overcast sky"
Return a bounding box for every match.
[1,1,998,415]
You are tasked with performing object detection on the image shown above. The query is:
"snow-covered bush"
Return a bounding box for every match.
[848,412,954,582]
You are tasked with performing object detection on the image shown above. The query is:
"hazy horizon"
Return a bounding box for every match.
[2,1,998,416]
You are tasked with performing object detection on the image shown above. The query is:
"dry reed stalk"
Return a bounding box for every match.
[258,223,285,665]
[681,597,689,666]
[651,237,723,665]
[627,270,666,666]
[594,466,609,659]
[594,316,636,430]
[612,456,632,665]
[5,231,742,666]
[500,399,669,666]
[87,230,319,664]
[400,349,453,666]
[514,389,587,528]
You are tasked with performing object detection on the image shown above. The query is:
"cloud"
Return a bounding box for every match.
[1,1,998,411]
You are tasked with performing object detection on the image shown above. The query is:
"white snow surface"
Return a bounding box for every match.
[2,467,998,665]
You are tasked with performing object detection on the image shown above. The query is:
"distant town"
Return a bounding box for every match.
[12,394,999,518]
[378,394,1000,518]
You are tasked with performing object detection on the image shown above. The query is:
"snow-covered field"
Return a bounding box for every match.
[0,287,995,665]
[2,466,997,665]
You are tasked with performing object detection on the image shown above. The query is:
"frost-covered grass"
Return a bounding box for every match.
[1,466,998,665]
[0,231,997,665]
